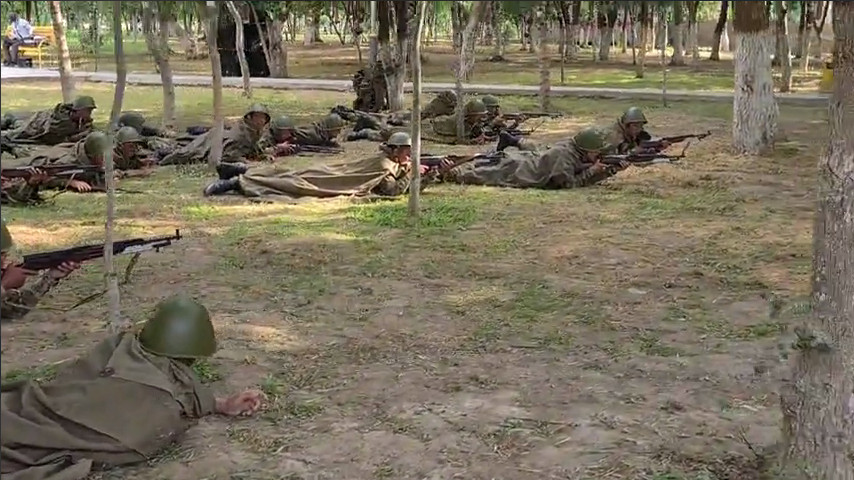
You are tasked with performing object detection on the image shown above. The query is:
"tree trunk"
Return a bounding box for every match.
[105,2,125,332]
[778,5,854,479]
[636,1,649,78]
[203,1,223,169]
[451,1,463,52]
[225,0,252,98]
[109,1,127,131]
[597,10,612,61]
[711,0,729,60]
[777,1,793,92]
[250,6,273,75]
[268,16,289,77]
[304,11,317,45]
[795,1,806,57]
[455,1,485,142]
[591,2,600,61]
[48,1,75,103]
[409,1,428,218]
[379,1,409,112]
[812,1,830,62]
[621,8,629,53]
[537,9,551,111]
[567,1,581,61]
[800,1,814,71]
[670,1,686,65]
[687,1,700,62]
[142,2,176,129]
[732,1,778,155]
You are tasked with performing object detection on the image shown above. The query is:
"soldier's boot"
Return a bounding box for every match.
[215,162,249,180]
[346,130,370,142]
[497,131,521,152]
[203,178,240,197]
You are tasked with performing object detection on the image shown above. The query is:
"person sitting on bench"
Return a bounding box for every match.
[3,13,33,66]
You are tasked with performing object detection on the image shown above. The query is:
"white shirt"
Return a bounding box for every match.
[10,18,33,40]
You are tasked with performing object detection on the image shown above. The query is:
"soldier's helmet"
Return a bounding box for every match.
[386,131,412,147]
[620,107,648,125]
[573,127,608,152]
[72,95,97,111]
[115,126,146,145]
[481,95,500,108]
[83,132,110,157]
[138,295,217,359]
[464,99,488,116]
[319,114,346,131]
[271,115,296,132]
[118,112,146,131]
[1,218,13,253]
[244,103,271,124]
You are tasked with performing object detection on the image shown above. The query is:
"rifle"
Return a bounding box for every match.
[600,151,686,167]
[19,230,182,271]
[639,130,712,152]
[1,164,103,179]
[502,112,564,121]
[296,144,344,155]
[420,152,502,170]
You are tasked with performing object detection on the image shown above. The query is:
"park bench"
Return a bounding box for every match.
[4,25,55,68]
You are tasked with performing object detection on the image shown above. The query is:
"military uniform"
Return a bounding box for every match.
[118,111,177,161]
[22,133,108,189]
[0,219,63,320]
[605,107,651,154]
[447,127,624,189]
[292,114,344,148]
[160,105,270,166]
[0,176,41,205]
[422,91,457,119]
[428,99,489,145]
[4,96,97,146]
[112,127,149,170]
[1,296,222,478]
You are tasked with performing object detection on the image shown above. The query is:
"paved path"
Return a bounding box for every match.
[1,67,829,107]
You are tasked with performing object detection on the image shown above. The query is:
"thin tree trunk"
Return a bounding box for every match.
[567,1,581,61]
[732,1,778,155]
[660,17,668,107]
[711,0,729,60]
[225,0,252,97]
[409,1,428,218]
[777,1,793,92]
[250,6,273,76]
[636,1,649,78]
[670,1,686,65]
[109,1,127,131]
[203,0,223,169]
[778,5,854,479]
[538,8,550,111]
[687,1,700,62]
[621,8,629,53]
[142,2,176,129]
[48,1,75,102]
[800,2,813,72]
[455,1,486,142]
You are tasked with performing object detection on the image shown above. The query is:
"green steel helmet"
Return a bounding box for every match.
[83,132,110,157]
[138,295,217,359]
[115,126,145,144]
[386,131,412,147]
[573,127,607,152]
[72,95,97,110]
[1,218,12,253]
[244,103,271,122]
[481,95,500,108]
[620,107,648,125]
[118,112,146,131]
[464,99,488,116]
[271,115,296,131]
[319,113,345,131]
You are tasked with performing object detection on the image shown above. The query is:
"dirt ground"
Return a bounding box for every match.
[0,84,825,479]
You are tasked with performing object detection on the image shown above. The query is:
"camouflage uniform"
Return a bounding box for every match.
[292,114,345,148]
[1,218,62,321]
[447,127,623,189]
[4,96,97,146]
[112,127,149,170]
[605,107,650,154]
[0,177,41,205]
[422,91,457,119]
[118,111,177,161]
[160,105,270,166]
[22,133,108,189]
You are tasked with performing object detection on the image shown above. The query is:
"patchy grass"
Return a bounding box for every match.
[1,85,824,479]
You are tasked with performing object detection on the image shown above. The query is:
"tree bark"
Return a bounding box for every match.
[225,0,252,98]
[267,15,289,77]
[777,1,794,92]
[378,1,409,112]
[732,1,779,155]
[800,1,814,71]
[537,8,550,111]
[408,1,428,219]
[202,0,223,169]
[109,1,127,131]
[670,1,686,65]
[636,1,649,78]
[778,4,854,479]
[567,1,581,61]
[686,1,700,62]
[455,1,485,142]
[711,0,729,60]
[142,2,176,129]
[812,1,831,60]
[598,6,618,61]
[48,1,75,103]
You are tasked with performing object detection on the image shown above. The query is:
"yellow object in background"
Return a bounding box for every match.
[820,61,834,93]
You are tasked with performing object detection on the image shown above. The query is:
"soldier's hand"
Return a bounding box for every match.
[618,160,631,170]
[418,164,430,175]
[1,265,37,290]
[48,261,80,280]
[67,179,92,192]
[473,135,487,145]
[25,167,49,185]
[218,389,267,417]
[275,143,299,156]
[660,140,671,149]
